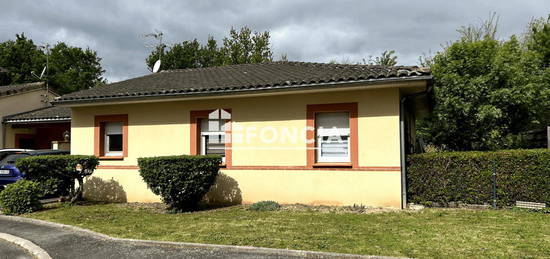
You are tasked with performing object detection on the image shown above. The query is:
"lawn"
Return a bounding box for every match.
[25,204,549,258]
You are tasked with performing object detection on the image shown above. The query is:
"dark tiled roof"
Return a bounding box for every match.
[57,61,431,103]
[0,82,45,97]
[3,106,71,123]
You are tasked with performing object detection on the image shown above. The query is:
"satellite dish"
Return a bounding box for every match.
[152,60,161,73]
[39,66,47,78]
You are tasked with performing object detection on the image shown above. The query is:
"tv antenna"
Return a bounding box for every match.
[31,43,50,103]
[143,30,164,73]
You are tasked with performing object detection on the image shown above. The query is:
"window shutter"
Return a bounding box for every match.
[316,112,349,136]
[105,122,123,135]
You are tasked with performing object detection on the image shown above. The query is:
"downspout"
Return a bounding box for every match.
[399,82,432,209]
[1,121,5,149]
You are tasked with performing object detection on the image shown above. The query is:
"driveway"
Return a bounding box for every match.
[0,239,33,259]
[0,216,389,259]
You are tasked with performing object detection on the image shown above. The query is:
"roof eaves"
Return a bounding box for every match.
[3,117,71,124]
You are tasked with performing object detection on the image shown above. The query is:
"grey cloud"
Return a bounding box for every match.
[1,0,549,82]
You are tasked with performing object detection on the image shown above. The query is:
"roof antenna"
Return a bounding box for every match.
[31,43,50,103]
[142,30,164,73]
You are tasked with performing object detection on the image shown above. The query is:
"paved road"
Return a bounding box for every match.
[0,217,375,259]
[0,239,33,259]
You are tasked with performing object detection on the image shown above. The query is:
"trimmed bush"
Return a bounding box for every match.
[138,155,221,211]
[16,155,99,201]
[248,201,281,211]
[407,149,550,207]
[0,180,42,215]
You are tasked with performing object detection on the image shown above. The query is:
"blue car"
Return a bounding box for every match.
[0,150,69,187]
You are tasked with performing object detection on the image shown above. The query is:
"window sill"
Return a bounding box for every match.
[312,162,353,168]
[99,156,124,160]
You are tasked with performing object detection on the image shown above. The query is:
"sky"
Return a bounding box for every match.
[1,0,549,82]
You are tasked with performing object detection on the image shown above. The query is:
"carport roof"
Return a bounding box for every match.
[3,106,71,124]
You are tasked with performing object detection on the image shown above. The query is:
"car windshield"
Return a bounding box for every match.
[0,154,29,165]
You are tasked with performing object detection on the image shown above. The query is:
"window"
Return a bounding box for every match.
[316,112,350,163]
[104,122,123,157]
[200,118,227,163]
[306,103,358,168]
[190,109,232,166]
[94,114,128,159]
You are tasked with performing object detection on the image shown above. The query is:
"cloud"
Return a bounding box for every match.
[1,0,549,82]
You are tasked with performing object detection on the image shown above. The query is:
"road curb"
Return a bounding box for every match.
[0,215,403,259]
[0,232,52,259]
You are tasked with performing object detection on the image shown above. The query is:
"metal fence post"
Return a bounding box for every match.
[492,162,497,209]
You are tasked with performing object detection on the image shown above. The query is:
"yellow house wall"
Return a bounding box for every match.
[74,87,403,207]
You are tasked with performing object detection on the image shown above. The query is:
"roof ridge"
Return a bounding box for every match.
[0,81,45,88]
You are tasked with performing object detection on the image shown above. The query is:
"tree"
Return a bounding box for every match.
[48,43,105,94]
[0,34,105,94]
[0,34,44,85]
[364,50,398,66]
[146,26,273,71]
[418,15,550,151]
[220,26,272,65]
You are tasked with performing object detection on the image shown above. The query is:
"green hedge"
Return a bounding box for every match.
[16,155,99,199]
[0,180,42,215]
[138,155,221,211]
[407,149,550,207]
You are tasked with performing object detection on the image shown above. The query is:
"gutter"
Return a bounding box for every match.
[3,117,71,124]
[399,80,433,209]
[54,75,433,106]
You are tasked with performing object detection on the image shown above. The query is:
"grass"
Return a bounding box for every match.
[24,203,550,258]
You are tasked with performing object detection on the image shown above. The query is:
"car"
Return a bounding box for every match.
[0,149,33,162]
[0,150,69,187]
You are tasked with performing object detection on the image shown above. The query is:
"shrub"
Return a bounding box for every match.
[16,155,99,201]
[138,155,221,211]
[0,180,42,215]
[249,201,281,211]
[407,149,550,207]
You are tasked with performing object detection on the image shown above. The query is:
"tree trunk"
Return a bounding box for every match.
[70,177,84,203]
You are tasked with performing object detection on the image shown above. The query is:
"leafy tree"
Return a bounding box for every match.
[0,34,105,94]
[418,15,550,151]
[364,50,398,66]
[48,42,105,94]
[146,26,273,71]
[220,26,272,65]
[0,34,44,85]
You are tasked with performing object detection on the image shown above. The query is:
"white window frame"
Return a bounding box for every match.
[315,112,351,163]
[104,122,123,157]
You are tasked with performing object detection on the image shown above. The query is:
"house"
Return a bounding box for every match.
[55,62,432,208]
[0,82,70,149]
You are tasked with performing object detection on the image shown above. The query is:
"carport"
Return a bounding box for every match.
[2,106,71,150]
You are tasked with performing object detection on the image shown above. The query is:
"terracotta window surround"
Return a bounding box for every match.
[306,103,358,168]
[190,109,232,167]
[94,114,128,160]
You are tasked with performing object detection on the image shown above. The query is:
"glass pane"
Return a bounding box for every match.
[108,134,123,152]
